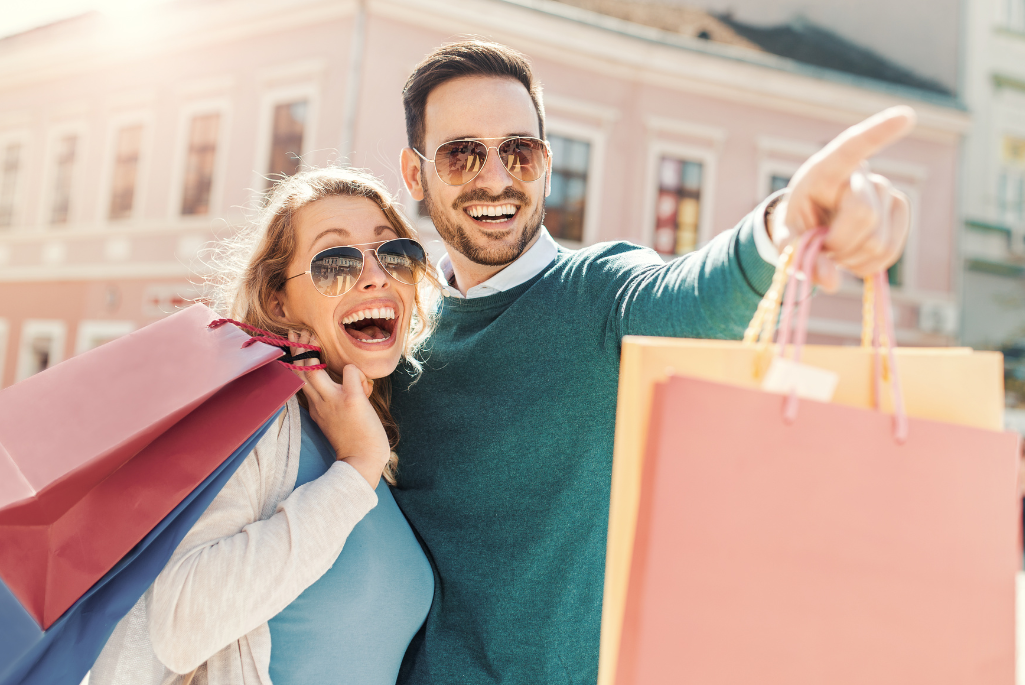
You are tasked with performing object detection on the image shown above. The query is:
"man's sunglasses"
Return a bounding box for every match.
[284,238,429,297]
[413,136,550,186]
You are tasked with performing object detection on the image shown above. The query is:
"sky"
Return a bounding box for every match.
[0,0,168,40]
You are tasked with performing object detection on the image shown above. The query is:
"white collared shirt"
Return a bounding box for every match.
[437,227,561,298]
[436,204,779,299]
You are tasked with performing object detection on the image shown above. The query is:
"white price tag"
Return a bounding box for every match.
[761,357,839,403]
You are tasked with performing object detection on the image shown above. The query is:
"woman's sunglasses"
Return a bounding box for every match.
[413,136,550,186]
[284,238,429,297]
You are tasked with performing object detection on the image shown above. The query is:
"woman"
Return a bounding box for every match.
[92,167,440,685]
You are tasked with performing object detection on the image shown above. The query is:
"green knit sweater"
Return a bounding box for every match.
[392,208,775,685]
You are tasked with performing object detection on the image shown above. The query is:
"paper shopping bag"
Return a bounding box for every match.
[0,392,288,685]
[601,229,1018,683]
[0,304,299,629]
[614,374,1020,684]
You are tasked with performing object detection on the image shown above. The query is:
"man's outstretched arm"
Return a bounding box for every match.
[608,106,916,342]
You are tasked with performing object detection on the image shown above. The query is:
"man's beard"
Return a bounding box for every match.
[421,171,544,267]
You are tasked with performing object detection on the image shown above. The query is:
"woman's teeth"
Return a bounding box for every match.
[466,204,517,221]
[342,307,395,325]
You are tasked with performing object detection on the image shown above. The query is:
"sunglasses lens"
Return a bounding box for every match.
[435,140,488,185]
[498,137,547,182]
[309,247,364,296]
[376,239,429,285]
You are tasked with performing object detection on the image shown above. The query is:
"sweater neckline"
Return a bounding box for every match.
[439,251,564,312]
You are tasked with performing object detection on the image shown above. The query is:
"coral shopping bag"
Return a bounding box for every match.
[0,305,303,680]
[604,232,1021,684]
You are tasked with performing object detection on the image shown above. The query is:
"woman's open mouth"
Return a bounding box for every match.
[464,203,519,225]
[341,305,398,346]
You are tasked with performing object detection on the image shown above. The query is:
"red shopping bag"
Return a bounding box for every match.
[614,233,1021,684]
[0,304,302,628]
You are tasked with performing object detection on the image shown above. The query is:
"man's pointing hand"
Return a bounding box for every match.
[771,106,917,291]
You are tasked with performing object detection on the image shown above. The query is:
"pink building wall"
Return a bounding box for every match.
[0,0,969,388]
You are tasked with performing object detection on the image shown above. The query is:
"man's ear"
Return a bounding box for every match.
[400,148,425,201]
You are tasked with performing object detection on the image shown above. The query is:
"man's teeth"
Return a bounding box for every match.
[341,307,396,325]
[466,204,517,219]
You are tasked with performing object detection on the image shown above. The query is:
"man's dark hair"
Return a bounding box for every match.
[402,39,546,153]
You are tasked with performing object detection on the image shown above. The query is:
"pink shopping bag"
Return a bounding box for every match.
[615,232,1021,684]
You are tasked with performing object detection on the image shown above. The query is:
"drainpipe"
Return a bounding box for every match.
[340,0,367,164]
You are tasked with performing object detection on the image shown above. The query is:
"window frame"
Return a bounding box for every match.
[543,117,606,247]
[99,110,153,225]
[250,82,320,197]
[168,97,231,221]
[39,121,88,228]
[0,129,31,231]
[16,319,66,382]
[641,139,718,256]
[74,320,136,355]
[0,317,8,388]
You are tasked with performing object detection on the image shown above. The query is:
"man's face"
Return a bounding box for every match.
[412,76,550,267]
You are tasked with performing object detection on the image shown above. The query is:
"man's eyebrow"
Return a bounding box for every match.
[439,133,537,143]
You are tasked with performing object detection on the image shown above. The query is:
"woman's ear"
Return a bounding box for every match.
[268,289,290,324]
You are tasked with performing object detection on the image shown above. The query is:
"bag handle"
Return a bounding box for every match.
[208,319,327,371]
[744,229,908,442]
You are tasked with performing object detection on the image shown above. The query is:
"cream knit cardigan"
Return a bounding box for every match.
[90,397,380,685]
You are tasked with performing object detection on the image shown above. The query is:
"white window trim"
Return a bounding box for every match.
[0,318,8,388]
[756,159,801,205]
[0,128,31,231]
[38,121,89,229]
[98,110,154,225]
[640,138,719,253]
[545,116,607,247]
[249,81,321,200]
[168,96,232,221]
[16,319,66,382]
[74,320,135,355]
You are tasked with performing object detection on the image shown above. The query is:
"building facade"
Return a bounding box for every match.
[961,0,1025,416]
[0,0,969,387]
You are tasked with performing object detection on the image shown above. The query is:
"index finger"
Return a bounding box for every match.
[812,106,917,186]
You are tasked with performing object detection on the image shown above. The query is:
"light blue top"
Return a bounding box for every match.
[267,407,434,685]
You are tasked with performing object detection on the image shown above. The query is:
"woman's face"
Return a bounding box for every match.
[275,195,416,380]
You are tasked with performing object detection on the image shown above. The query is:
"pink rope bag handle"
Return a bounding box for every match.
[208,318,327,371]
[775,229,908,443]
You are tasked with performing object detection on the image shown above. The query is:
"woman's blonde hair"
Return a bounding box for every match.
[207,166,439,485]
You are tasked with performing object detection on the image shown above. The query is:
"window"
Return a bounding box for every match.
[998,136,1025,225]
[0,142,21,228]
[1002,0,1025,31]
[0,318,8,388]
[50,135,77,225]
[545,134,590,242]
[654,157,703,256]
[109,124,143,220]
[181,113,220,216]
[769,174,790,194]
[267,101,307,184]
[75,321,134,355]
[16,320,66,381]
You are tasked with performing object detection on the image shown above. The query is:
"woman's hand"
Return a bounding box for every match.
[289,330,390,488]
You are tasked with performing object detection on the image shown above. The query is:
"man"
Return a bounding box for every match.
[390,40,911,684]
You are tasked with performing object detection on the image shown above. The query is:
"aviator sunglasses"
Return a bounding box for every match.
[413,136,550,186]
[284,238,429,297]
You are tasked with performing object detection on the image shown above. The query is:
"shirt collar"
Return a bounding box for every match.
[437,227,560,299]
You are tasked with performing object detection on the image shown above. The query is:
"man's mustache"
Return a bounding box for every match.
[451,188,530,210]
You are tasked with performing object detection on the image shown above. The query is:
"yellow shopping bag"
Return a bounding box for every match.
[598,245,1006,685]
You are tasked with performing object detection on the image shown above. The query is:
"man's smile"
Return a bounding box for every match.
[463,203,520,225]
